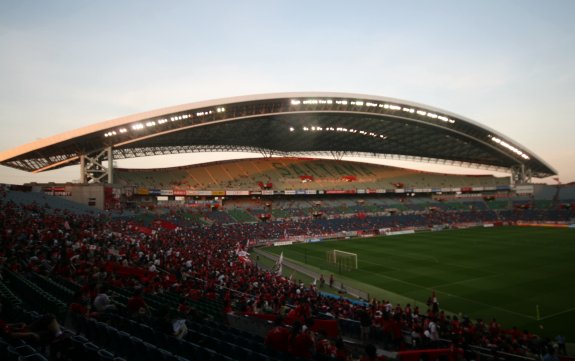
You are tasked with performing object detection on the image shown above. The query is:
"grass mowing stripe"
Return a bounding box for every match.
[357,260,536,320]
[264,226,575,340]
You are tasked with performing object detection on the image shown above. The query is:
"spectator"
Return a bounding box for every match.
[265,316,290,354]
[334,338,352,361]
[6,313,63,345]
[359,306,372,343]
[93,285,116,313]
[543,345,560,361]
[126,288,149,318]
[555,334,567,355]
[288,321,315,360]
[315,328,335,358]
[360,343,385,361]
[155,307,188,339]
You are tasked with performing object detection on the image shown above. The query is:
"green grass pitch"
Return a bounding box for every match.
[263,226,575,341]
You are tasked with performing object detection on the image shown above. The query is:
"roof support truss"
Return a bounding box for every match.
[80,147,114,184]
[511,164,532,185]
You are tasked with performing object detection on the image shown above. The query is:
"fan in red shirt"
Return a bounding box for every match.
[288,321,315,360]
[334,338,352,361]
[315,329,336,358]
[265,316,291,354]
[126,288,149,317]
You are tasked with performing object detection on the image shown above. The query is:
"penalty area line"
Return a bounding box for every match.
[539,305,575,321]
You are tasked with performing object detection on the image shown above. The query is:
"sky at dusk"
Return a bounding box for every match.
[1,0,574,185]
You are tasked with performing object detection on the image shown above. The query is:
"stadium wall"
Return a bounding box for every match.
[28,183,113,210]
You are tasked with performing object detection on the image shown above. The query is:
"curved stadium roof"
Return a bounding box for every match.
[0,92,557,178]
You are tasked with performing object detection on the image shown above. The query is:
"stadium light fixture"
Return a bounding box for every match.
[132,123,144,130]
[490,136,530,159]
[293,124,389,140]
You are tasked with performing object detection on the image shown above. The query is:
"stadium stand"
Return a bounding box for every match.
[114,158,511,191]
[1,185,573,361]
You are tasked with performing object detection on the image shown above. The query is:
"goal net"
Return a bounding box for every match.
[326,250,358,271]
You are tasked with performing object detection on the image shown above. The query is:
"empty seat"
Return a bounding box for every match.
[109,331,131,358]
[165,354,191,361]
[6,346,21,361]
[83,342,100,361]
[18,353,49,361]
[97,349,115,361]
[250,352,271,361]
[195,346,216,361]
[14,345,37,357]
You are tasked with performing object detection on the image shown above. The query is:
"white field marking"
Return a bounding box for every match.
[357,257,401,272]
[432,273,501,289]
[288,245,540,320]
[539,305,575,321]
[355,263,536,320]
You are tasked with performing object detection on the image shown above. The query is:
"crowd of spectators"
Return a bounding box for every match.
[0,190,570,360]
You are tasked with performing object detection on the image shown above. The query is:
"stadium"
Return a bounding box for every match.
[0,92,574,361]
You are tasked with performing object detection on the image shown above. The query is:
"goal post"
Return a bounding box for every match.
[326,249,358,270]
